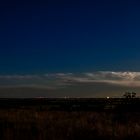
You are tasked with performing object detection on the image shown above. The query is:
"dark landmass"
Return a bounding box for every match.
[0,97,140,111]
[0,98,140,140]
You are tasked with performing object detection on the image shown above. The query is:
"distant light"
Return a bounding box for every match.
[64,96,70,99]
[107,96,110,99]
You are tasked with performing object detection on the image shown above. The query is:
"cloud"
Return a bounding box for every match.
[0,75,41,79]
[0,71,140,88]
[0,72,140,98]
[84,71,140,81]
[46,71,140,87]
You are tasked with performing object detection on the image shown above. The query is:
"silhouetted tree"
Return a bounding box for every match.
[123,92,136,98]
[132,92,136,98]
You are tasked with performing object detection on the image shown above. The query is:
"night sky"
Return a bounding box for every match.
[0,0,140,97]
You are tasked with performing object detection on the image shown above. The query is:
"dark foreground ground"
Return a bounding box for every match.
[0,98,140,140]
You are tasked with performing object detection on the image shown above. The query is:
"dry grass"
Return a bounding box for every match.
[0,108,140,140]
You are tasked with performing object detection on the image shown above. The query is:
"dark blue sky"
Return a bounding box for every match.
[0,0,140,74]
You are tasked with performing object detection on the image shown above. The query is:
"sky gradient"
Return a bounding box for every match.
[0,0,140,74]
[0,0,140,97]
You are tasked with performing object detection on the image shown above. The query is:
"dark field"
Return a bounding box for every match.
[0,98,140,140]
